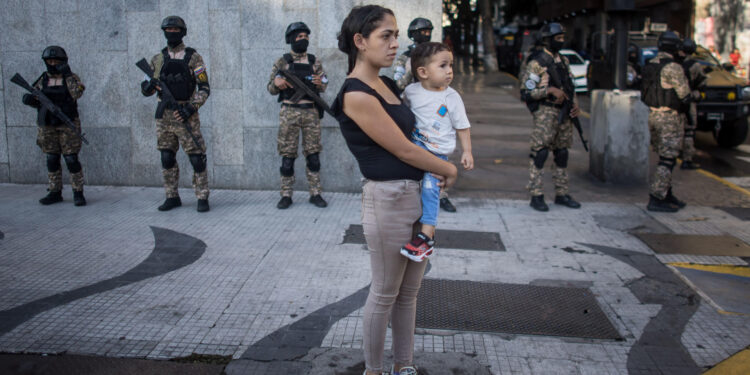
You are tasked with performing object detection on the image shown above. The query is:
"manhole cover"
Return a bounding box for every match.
[635,233,750,257]
[343,225,504,251]
[415,279,621,339]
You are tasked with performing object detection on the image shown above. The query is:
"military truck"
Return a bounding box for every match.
[692,46,750,148]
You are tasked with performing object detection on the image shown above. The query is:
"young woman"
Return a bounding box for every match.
[331,5,457,375]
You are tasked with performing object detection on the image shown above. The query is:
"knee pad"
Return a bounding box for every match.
[280,157,295,177]
[63,154,82,173]
[160,150,177,170]
[658,156,676,171]
[188,154,207,173]
[306,153,321,172]
[553,148,569,168]
[46,153,61,172]
[529,148,549,169]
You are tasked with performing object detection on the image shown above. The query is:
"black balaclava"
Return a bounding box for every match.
[165,30,185,48]
[291,38,309,54]
[45,61,63,75]
[548,39,564,54]
[414,30,431,44]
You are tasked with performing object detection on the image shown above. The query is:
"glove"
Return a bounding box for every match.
[176,103,196,120]
[22,93,40,108]
[141,79,158,93]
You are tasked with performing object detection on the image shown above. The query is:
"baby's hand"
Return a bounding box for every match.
[461,152,474,170]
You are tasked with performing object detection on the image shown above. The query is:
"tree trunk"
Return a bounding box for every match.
[479,0,498,71]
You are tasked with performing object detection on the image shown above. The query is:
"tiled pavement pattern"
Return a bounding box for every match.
[1,184,750,374]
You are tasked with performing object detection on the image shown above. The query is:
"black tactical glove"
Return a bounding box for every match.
[176,103,196,121]
[22,93,40,108]
[141,79,158,94]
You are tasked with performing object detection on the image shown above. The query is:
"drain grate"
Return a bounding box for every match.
[342,225,504,251]
[635,233,750,257]
[415,279,621,339]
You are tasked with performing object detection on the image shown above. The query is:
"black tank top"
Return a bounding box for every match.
[332,76,423,181]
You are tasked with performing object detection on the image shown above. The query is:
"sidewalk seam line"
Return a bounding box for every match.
[695,168,750,198]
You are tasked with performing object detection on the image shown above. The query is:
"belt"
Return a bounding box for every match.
[282,102,315,109]
[540,101,563,109]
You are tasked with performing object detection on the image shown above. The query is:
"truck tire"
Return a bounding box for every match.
[714,118,749,148]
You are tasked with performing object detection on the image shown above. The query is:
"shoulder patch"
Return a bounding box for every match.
[525,80,537,90]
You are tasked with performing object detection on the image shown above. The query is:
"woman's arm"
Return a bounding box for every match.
[343,91,457,186]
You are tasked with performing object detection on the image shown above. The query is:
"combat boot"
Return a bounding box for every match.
[680,160,700,170]
[158,196,182,211]
[277,196,292,209]
[647,195,679,212]
[554,194,581,208]
[530,195,549,212]
[39,190,63,205]
[197,199,210,212]
[309,194,327,208]
[665,188,686,208]
[439,197,457,212]
[73,190,86,206]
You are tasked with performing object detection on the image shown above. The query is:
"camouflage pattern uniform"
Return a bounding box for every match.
[267,51,327,198]
[647,51,691,199]
[148,43,210,200]
[519,50,576,197]
[393,52,413,91]
[33,74,86,193]
[681,62,707,163]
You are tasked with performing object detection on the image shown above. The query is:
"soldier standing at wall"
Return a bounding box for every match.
[678,39,707,170]
[519,23,582,212]
[393,17,458,213]
[267,22,328,210]
[141,16,211,212]
[22,46,87,206]
[640,31,692,212]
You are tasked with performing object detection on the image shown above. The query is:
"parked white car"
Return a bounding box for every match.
[559,49,589,93]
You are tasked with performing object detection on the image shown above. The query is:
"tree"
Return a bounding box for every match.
[479,0,499,70]
[713,0,745,53]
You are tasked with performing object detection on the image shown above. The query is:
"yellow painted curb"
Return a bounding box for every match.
[695,168,750,198]
[503,72,519,82]
[704,347,750,374]
[668,263,750,278]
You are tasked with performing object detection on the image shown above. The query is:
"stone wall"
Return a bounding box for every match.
[0,0,442,192]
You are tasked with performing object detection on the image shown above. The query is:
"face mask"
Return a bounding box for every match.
[164,31,184,48]
[414,31,431,44]
[549,40,564,53]
[45,62,65,75]
[291,39,309,54]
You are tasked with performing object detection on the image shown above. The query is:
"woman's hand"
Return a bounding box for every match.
[461,152,474,170]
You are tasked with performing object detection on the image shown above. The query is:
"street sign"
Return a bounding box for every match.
[651,23,667,32]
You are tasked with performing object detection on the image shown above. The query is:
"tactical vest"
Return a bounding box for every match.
[522,52,574,112]
[682,59,705,90]
[158,47,196,101]
[279,53,318,102]
[39,73,78,126]
[641,59,681,110]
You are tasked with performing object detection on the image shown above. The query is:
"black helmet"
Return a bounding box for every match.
[681,38,697,55]
[657,31,681,54]
[285,22,311,44]
[42,46,68,62]
[407,17,433,41]
[161,16,187,32]
[539,23,565,39]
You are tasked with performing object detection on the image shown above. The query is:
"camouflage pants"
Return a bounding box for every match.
[36,121,84,192]
[278,105,322,197]
[649,109,683,199]
[157,110,209,199]
[527,106,573,196]
[681,102,697,162]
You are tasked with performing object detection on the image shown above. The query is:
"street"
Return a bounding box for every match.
[1,67,749,375]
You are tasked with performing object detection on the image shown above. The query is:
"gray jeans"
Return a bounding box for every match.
[361,179,428,372]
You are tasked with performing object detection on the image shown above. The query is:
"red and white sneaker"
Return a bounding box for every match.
[400,232,434,262]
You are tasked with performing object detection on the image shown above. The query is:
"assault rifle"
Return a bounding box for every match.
[278,69,333,118]
[11,73,89,145]
[135,58,202,150]
[544,58,589,152]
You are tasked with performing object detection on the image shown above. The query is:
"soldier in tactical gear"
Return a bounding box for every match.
[640,31,692,212]
[268,22,328,209]
[679,39,707,170]
[22,46,87,206]
[518,23,582,212]
[141,16,211,212]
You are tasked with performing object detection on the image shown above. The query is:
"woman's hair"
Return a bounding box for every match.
[410,42,452,81]
[337,5,394,74]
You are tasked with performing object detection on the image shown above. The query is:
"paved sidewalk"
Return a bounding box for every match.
[1,183,749,374]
